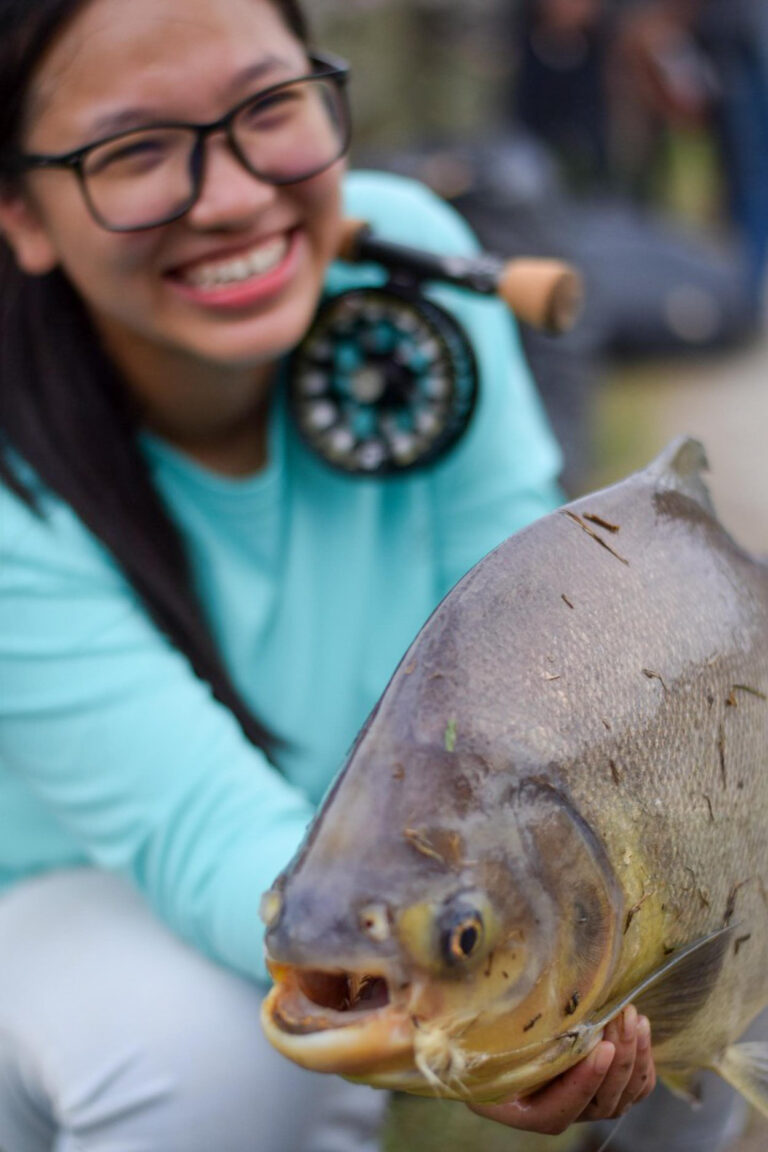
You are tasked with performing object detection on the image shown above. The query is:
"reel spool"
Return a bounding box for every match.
[289,220,583,477]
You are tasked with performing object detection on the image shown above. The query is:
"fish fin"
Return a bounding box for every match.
[589,926,733,1044]
[646,437,715,516]
[659,1067,704,1105]
[713,1043,768,1118]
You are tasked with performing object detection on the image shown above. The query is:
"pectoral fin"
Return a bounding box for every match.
[587,927,734,1044]
[713,1043,768,1118]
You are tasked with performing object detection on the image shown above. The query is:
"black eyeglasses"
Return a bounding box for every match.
[11,52,351,233]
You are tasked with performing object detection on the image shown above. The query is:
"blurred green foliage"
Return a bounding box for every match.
[382,1092,587,1152]
[311,0,510,152]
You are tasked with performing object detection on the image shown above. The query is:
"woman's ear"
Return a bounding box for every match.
[0,188,59,275]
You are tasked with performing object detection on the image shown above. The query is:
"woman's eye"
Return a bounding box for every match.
[88,137,172,176]
[244,90,302,127]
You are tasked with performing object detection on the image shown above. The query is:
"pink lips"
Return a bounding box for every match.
[166,228,303,311]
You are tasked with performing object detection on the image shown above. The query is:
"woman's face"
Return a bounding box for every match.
[3,0,345,374]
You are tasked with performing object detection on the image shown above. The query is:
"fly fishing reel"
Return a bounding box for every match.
[289,221,583,477]
[290,282,477,474]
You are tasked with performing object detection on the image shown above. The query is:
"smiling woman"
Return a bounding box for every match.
[0,0,651,1149]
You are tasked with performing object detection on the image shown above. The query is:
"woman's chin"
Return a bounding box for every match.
[156,305,318,373]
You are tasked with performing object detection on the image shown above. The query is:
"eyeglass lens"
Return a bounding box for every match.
[81,76,348,230]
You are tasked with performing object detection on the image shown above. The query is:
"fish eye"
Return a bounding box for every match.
[445,914,483,963]
[397,889,498,974]
[437,892,494,968]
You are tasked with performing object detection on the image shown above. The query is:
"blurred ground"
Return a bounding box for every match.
[734,1108,768,1152]
[382,1094,583,1152]
[592,339,768,553]
[382,1093,768,1152]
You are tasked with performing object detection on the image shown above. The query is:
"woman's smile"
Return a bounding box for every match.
[166,227,303,310]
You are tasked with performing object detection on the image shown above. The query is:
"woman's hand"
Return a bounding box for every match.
[470,1007,656,1136]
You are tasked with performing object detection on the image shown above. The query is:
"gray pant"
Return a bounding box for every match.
[0,869,387,1152]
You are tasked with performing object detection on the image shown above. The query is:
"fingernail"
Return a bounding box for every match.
[637,1016,651,1049]
[593,1041,614,1076]
[622,1005,638,1042]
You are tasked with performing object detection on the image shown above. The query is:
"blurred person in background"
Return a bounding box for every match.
[0,0,655,1149]
[514,0,768,312]
[514,0,612,189]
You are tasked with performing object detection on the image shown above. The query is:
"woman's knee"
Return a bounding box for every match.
[0,1031,56,1152]
[0,871,384,1152]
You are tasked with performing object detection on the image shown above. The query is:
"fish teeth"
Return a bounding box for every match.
[347,974,366,1007]
[182,236,288,288]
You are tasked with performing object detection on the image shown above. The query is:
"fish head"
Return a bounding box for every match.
[261,735,621,1101]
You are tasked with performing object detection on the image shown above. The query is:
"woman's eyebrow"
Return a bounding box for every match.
[228,54,296,95]
[84,56,295,139]
[87,107,165,137]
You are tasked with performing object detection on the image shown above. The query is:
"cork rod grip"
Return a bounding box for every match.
[497,259,584,335]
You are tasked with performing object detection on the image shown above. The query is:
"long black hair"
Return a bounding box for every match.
[0,0,310,756]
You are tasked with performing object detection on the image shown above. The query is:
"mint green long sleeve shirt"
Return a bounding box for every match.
[0,172,562,982]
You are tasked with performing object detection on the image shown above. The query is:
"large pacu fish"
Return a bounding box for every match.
[261,439,768,1110]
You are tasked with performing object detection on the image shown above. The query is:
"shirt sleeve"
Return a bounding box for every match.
[0,483,314,983]
[342,171,564,596]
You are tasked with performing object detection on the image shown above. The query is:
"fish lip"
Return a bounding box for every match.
[262,961,415,1074]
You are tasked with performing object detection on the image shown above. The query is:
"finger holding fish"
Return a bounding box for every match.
[470,1040,617,1135]
[470,1009,656,1134]
[613,1012,657,1115]
[579,1009,656,1120]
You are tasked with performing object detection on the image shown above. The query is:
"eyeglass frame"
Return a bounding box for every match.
[8,51,352,233]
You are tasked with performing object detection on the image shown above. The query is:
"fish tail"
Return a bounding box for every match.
[713,1042,768,1118]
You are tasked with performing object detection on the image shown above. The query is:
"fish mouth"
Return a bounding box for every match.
[272,969,391,1033]
[262,961,415,1074]
[262,962,593,1099]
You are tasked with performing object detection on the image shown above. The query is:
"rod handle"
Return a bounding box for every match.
[337,219,583,334]
[497,259,584,335]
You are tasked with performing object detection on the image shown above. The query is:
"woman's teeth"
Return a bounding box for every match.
[181,236,289,288]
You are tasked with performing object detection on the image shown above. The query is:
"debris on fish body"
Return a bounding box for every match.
[261,438,768,1108]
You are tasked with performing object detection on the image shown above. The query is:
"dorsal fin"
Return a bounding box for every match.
[645,437,715,517]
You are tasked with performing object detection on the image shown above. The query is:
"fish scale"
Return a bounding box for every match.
[262,438,768,1109]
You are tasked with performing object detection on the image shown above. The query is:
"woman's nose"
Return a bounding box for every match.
[185,136,279,230]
